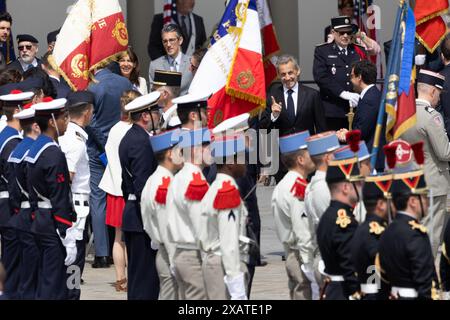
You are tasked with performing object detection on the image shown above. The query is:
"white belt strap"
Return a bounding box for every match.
[20,201,30,209]
[38,201,52,209]
[391,287,418,298]
[0,191,9,199]
[361,283,379,294]
[128,194,137,201]
[72,193,90,202]
[318,259,345,281]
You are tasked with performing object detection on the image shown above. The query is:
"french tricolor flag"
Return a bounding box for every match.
[189,0,266,129]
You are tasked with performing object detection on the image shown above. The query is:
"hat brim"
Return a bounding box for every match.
[333,24,358,34]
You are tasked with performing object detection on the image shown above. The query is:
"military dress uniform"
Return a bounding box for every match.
[199,135,251,300]
[119,92,161,300]
[441,220,450,299]
[400,71,450,257]
[378,170,439,300]
[140,129,181,300]
[151,70,182,130]
[166,127,211,300]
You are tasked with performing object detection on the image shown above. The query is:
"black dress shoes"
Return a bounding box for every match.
[92,256,110,268]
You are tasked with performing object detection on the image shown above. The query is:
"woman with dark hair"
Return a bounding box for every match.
[118,48,148,95]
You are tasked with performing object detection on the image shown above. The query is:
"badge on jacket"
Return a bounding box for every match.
[331,66,337,75]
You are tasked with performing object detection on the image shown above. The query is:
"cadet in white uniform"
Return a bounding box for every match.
[58,91,94,300]
[166,126,211,300]
[272,131,317,300]
[199,134,251,300]
[141,129,183,300]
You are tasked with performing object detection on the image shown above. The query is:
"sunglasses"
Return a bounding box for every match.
[18,45,33,51]
[337,30,353,36]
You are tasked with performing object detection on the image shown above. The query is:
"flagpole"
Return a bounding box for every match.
[370,0,405,169]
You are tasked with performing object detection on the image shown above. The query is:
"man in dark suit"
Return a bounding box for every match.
[350,60,384,171]
[147,0,206,61]
[41,52,71,98]
[6,34,42,75]
[439,34,450,140]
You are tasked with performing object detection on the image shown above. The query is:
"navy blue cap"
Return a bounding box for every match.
[306,132,340,156]
[279,131,310,154]
[17,76,45,92]
[334,141,371,161]
[17,34,38,44]
[212,135,246,160]
[67,91,94,108]
[150,129,181,153]
[178,127,211,148]
[47,29,60,44]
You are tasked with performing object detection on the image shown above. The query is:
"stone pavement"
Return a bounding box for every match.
[80,185,290,300]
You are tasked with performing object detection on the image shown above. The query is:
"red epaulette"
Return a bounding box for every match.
[213,180,241,210]
[185,172,209,201]
[155,176,171,205]
[290,177,307,200]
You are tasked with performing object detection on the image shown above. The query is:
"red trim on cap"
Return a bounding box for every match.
[42,96,54,102]
[23,102,34,110]
[10,90,23,94]
[54,215,72,227]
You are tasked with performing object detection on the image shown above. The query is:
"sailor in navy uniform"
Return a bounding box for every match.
[377,169,440,300]
[313,16,367,131]
[26,98,77,300]
[7,103,41,299]
[351,173,391,300]
[118,91,161,300]
[0,90,34,299]
[316,156,363,300]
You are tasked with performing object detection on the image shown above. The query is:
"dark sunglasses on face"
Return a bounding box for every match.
[18,45,33,51]
[337,30,352,36]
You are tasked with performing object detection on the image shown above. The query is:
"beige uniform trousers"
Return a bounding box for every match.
[285,248,312,300]
[422,195,449,257]
[156,245,179,300]
[173,248,206,300]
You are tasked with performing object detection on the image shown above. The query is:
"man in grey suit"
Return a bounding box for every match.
[149,24,193,96]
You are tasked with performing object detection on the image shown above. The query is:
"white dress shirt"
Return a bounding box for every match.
[271,82,299,122]
[168,52,182,72]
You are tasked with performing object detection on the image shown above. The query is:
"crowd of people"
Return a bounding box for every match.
[0,0,449,301]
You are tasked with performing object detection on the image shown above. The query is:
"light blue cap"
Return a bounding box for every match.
[334,141,371,161]
[178,127,211,148]
[306,131,340,156]
[212,135,246,159]
[150,129,181,153]
[279,131,310,154]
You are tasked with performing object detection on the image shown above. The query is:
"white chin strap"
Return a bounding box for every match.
[51,113,60,138]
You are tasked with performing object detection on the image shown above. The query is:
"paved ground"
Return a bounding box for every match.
[80,185,289,300]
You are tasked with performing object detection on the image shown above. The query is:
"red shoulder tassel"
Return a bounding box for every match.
[155,176,171,205]
[185,172,209,201]
[411,142,425,166]
[383,145,397,169]
[290,178,307,200]
[346,130,362,153]
[213,181,241,210]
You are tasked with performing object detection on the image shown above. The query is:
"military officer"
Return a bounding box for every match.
[351,173,391,300]
[400,69,450,257]
[316,156,362,300]
[313,16,367,131]
[199,134,252,300]
[26,98,77,300]
[7,102,41,299]
[271,130,317,300]
[140,129,183,300]
[441,220,450,300]
[119,91,161,300]
[172,93,209,130]
[166,126,211,300]
[151,70,182,130]
[58,91,94,300]
[377,169,439,300]
[0,89,34,299]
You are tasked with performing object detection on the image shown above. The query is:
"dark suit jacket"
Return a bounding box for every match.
[259,82,327,136]
[147,13,207,61]
[6,58,42,75]
[439,64,450,140]
[49,77,71,99]
[353,85,385,170]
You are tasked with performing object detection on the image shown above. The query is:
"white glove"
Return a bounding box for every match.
[301,264,320,300]
[151,240,159,251]
[340,91,360,107]
[442,291,450,300]
[224,272,248,300]
[415,54,426,66]
[57,226,78,266]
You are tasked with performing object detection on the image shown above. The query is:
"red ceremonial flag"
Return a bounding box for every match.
[49,0,128,91]
[414,0,449,53]
[414,0,449,25]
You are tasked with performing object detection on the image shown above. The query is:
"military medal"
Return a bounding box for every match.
[331,66,336,75]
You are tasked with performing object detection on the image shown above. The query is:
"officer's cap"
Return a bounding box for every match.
[34,97,67,117]
[124,91,161,114]
[13,103,35,121]
[172,92,211,110]
[150,129,181,153]
[16,34,38,44]
[306,131,340,156]
[178,127,211,149]
[391,170,428,196]
[363,173,393,200]
[334,141,371,162]
[67,91,94,109]
[279,130,310,154]
[417,69,445,90]
[331,16,358,33]
[211,135,246,160]
[212,113,249,135]
[152,70,182,87]
[47,29,60,44]
[326,157,363,184]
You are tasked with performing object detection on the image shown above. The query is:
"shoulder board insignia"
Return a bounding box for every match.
[425,106,435,114]
[75,131,84,141]
[336,209,352,229]
[290,177,307,200]
[408,220,427,234]
[213,180,241,210]
[369,221,385,235]
[185,172,209,201]
[155,176,171,205]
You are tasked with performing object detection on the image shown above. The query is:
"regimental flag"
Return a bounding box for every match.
[256,0,280,89]
[163,0,176,26]
[49,0,128,91]
[189,0,266,129]
[0,0,16,64]
[385,2,416,142]
[414,0,449,53]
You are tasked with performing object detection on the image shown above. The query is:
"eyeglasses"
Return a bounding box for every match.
[18,45,33,51]
[162,38,179,45]
[337,30,352,36]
